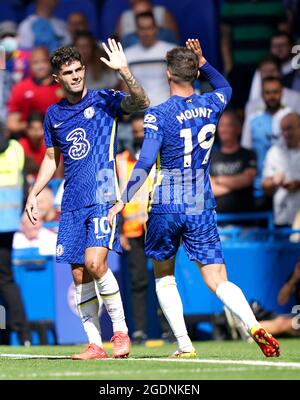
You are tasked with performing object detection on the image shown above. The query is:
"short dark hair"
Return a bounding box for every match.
[166,47,198,84]
[50,46,82,73]
[259,54,281,71]
[135,11,156,26]
[28,111,44,125]
[262,76,282,86]
[271,31,294,46]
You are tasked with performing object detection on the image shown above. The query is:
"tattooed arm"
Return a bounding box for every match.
[101,38,150,112]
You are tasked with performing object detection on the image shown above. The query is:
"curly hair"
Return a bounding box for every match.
[50,46,82,73]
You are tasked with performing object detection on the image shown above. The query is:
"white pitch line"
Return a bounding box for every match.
[130,358,300,369]
[1,353,300,369]
[0,354,71,359]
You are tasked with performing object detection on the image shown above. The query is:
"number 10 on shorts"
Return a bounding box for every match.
[93,217,111,236]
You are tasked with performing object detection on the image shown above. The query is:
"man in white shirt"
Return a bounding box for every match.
[242,77,292,201]
[124,11,174,106]
[246,56,300,118]
[263,112,300,226]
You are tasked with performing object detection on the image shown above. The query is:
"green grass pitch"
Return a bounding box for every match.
[0,339,300,380]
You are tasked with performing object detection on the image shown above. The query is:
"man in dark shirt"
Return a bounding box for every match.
[210,111,257,213]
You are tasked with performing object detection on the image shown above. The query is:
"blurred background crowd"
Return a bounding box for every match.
[0,0,300,346]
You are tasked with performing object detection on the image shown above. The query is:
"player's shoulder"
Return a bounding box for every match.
[94,88,125,100]
[200,89,228,107]
[144,100,170,121]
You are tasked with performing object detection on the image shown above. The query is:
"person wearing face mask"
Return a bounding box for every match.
[116,113,172,344]
[0,21,31,125]
[0,21,31,84]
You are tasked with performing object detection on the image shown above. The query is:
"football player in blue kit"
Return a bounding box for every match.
[25,39,149,360]
[108,39,280,358]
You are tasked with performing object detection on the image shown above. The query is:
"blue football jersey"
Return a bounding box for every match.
[44,89,126,212]
[144,88,230,214]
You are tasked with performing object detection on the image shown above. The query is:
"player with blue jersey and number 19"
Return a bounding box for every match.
[108,39,280,358]
[25,39,149,360]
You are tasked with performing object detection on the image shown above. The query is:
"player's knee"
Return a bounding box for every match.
[85,259,107,277]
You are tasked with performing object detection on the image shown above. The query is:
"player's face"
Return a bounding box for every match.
[137,17,157,47]
[262,81,282,111]
[54,61,86,94]
[217,114,240,144]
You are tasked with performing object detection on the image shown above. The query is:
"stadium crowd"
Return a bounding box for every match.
[0,0,300,346]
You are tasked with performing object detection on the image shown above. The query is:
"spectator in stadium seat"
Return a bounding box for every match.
[6,46,64,136]
[210,111,257,215]
[242,77,292,206]
[221,0,286,110]
[246,56,300,118]
[262,112,300,226]
[0,21,31,125]
[124,12,174,106]
[14,187,58,255]
[19,111,46,181]
[249,33,296,101]
[74,32,119,90]
[67,12,90,44]
[0,21,31,84]
[17,0,71,52]
[116,0,179,48]
[0,122,31,346]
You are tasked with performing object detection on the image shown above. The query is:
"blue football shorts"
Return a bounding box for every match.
[144,209,224,265]
[56,203,122,265]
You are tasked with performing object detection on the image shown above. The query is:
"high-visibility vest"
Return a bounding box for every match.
[0,139,24,232]
[116,150,152,238]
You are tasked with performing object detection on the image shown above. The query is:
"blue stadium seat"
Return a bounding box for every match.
[0,1,17,22]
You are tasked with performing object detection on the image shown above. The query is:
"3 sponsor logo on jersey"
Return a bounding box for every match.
[84,106,95,119]
[66,128,91,160]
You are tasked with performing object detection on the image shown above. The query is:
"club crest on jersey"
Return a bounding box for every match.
[84,106,95,119]
[66,128,91,160]
[56,244,64,257]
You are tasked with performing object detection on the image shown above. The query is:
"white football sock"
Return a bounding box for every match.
[156,275,194,352]
[95,269,128,334]
[216,281,258,330]
[75,281,103,347]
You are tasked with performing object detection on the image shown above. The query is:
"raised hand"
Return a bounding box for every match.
[101,38,128,71]
[186,38,206,67]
